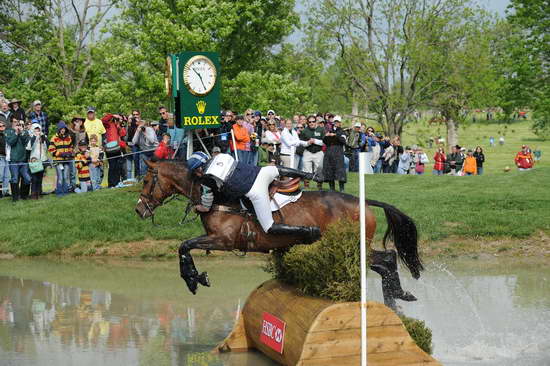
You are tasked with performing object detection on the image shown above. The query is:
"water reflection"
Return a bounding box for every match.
[0,258,275,366]
[1,257,549,366]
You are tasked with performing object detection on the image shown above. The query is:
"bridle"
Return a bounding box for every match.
[139,166,198,226]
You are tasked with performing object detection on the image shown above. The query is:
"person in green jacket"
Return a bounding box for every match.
[6,118,31,201]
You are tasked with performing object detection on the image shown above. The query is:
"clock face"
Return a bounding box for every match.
[183,55,217,96]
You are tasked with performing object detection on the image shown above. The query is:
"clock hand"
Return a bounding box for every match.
[193,69,207,90]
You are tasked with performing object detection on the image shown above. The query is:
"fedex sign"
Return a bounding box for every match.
[260,312,286,354]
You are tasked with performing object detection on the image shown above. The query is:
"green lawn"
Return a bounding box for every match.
[0,120,548,256]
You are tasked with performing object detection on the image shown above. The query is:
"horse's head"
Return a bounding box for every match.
[135,159,200,219]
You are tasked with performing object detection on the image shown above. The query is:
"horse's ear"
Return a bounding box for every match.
[144,159,156,169]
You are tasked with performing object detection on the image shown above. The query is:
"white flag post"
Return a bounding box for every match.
[359,151,368,366]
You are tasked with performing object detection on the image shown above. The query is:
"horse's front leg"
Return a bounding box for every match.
[178,235,221,295]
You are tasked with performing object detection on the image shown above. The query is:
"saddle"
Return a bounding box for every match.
[268,177,301,199]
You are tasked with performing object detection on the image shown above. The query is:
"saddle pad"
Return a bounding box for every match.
[270,192,303,212]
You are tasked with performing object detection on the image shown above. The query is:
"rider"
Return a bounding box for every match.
[186,151,321,242]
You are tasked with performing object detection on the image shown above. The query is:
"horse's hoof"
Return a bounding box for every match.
[184,277,198,295]
[198,272,210,287]
[397,291,417,302]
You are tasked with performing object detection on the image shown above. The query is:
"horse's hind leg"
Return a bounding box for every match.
[179,235,219,295]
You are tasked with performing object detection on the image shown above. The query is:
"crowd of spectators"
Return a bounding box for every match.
[0,92,540,202]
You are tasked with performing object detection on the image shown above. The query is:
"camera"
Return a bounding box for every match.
[140,126,146,132]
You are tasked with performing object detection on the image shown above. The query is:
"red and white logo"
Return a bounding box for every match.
[260,312,286,354]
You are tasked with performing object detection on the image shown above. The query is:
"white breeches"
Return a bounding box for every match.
[245,165,279,232]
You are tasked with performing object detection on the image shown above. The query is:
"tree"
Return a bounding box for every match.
[505,0,550,139]
[224,70,317,117]
[306,0,500,139]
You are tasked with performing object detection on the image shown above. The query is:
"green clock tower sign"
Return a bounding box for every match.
[166,51,221,130]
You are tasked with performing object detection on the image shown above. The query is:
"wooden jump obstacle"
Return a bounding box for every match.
[216,280,441,366]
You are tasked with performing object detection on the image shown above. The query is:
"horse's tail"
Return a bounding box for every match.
[366,199,424,279]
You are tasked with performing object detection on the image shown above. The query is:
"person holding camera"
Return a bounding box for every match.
[0,120,10,198]
[6,118,31,201]
[397,146,414,174]
[132,119,158,174]
[102,114,127,188]
[322,116,347,192]
[48,121,74,196]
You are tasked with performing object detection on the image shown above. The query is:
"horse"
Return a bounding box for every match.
[135,159,423,309]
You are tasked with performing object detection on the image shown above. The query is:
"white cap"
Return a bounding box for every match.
[354,122,361,127]
[334,115,342,122]
[267,109,275,115]
[33,100,41,106]
[31,123,41,131]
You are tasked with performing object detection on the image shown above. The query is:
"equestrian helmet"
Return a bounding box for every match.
[187,152,209,171]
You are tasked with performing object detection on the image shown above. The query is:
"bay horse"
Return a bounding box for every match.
[135,159,423,309]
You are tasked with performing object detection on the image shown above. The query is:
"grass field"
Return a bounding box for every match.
[0,119,548,258]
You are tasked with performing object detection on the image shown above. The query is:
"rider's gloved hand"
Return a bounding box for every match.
[194,205,211,213]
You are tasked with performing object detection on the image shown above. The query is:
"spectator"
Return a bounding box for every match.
[324,113,335,133]
[102,114,127,188]
[489,136,495,147]
[433,147,446,175]
[48,121,74,196]
[74,141,93,193]
[374,133,389,173]
[68,117,87,192]
[413,148,429,175]
[8,99,25,122]
[499,135,505,146]
[132,120,158,174]
[28,100,49,136]
[447,145,464,175]
[216,110,233,153]
[473,146,485,175]
[148,121,161,141]
[158,106,169,134]
[231,115,251,163]
[300,116,325,189]
[463,150,478,176]
[0,120,9,198]
[249,111,263,166]
[391,137,403,173]
[397,146,413,174]
[322,115,347,192]
[126,110,142,178]
[514,145,534,171]
[263,120,281,164]
[27,123,49,199]
[84,107,106,145]
[280,119,307,169]
[370,133,381,172]
[89,134,104,190]
[154,133,174,159]
[295,122,305,170]
[347,122,364,172]
[382,137,399,173]
[0,102,11,125]
[6,118,31,201]
[167,114,186,159]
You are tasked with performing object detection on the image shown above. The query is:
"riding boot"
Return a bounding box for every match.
[179,248,210,295]
[328,181,335,191]
[267,223,321,244]
[339,181,345,192]
[371,250,417,302]
[10,183,19,202]
[276,166,314,181]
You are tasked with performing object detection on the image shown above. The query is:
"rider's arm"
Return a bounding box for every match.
[200,184,213,209]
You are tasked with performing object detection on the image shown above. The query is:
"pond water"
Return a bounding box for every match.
[0,256,549,366]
